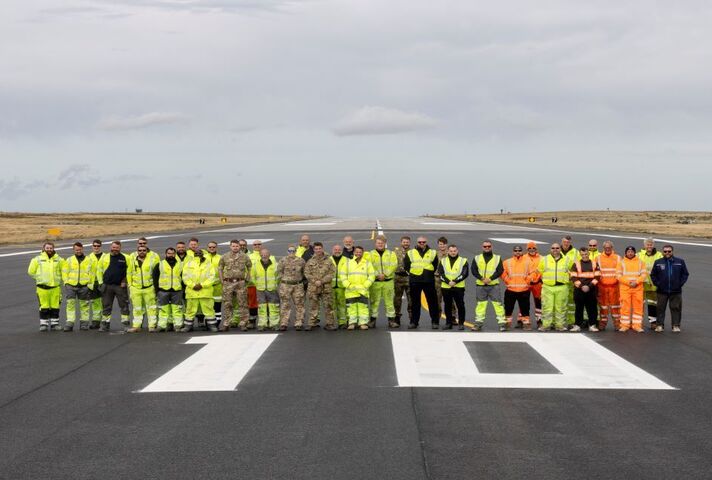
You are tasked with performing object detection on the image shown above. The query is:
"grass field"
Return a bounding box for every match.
[0,212,308,246]
[433,211,712,239]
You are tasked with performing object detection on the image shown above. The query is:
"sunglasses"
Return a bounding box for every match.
[483,246,492,248]
[663,250,672,253]
[417,241,426,244]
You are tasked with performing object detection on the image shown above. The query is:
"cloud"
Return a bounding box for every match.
[97,112,188,131]
[333,106,438,136]
[94,0,300,14]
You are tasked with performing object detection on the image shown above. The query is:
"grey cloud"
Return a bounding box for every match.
[97,112,189,131]
[94,0,301,13]
[333,106,438,136]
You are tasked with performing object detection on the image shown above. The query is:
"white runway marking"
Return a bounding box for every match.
[376,218,384,236]
[489,238,548,244]
[421,222,472,226]
[288,222,336,226]
[390,332,674,390]
[139,335,277,393]
[217,238,273,246]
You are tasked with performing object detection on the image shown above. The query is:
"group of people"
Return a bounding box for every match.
[27,232,689,334]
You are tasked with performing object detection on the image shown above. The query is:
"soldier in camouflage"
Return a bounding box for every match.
[393,235,412,327]
[218,240,252,331]
[304,242,337,331]
[277,244,306,330]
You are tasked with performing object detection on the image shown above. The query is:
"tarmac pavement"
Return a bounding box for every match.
[1,217,711,479]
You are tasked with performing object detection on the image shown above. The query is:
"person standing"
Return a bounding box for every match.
[638,238,663,329]
[392,236,412,328]
[436,244,469,330]
[61,242,95,331]
[561,235,581,327]
[205,241,223,327]
[471,241,505,331]
[130,237,160,265]
[28,242,63,332]
[501,245,535,330]
[252,248,280,331]
[404,236,440,329]
[296,234,314,262]
[367,235,398,328]
[245,240,263,329]
[217,240,251,332]
[650,245,689,333]
[597,241,622,331]
[340,246,375,330]
[277,244,306,330]
[538,243,572,332]
[87,240,105,329]
[569,247,601,332]
[181,249,218,333]
[96,241,130,332]
[587,239,600,261]
[126,244,160,333]
[153,247,184,332]
[342,235,356,259]
[526,242,543,326]
[616,246,647,332]
[304,242,337,330]
[434,236,451,321]
[331,245,348,328]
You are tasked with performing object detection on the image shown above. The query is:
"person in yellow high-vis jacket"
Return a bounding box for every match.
[181,249,218,332]
[471,241,505,331]
[538,243,573,331]
[339,246,375,330]
[638,238,663,328]
[252,248,280,330]
[87,240,105,329]
[61,242,96,331]
[28,242,63,332]
[152,247,184,331]
[205,241,223,326]
[126,245,160,332]
[366,235,398,328]
[560,235,581,326]
[331,245,348,328]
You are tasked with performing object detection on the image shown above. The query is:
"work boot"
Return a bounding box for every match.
[99,321,110,332]
[127,327,141,333]
[338,323,348,330]
[51,324,63,331]
[278,325,287,331]
[654,325,663,333]
[471,323,482,332]
[247,320,256,330]
[408,323,418,330]
[588,325,599,332]
[148,327,159,333]
[295,324,303,331]
[632,327,644,333]
[257,326,265,331]
[347,324,356,331]
[458,324,465,331]
[218,324,230,332]
[556,326,568,332]
[304,325,312,331]
[499,324,508,332]
[523,323,532,331]
[79,321,90,331]
[240,324,248,332]
[569,325,581,332]
[672,326,681,333]
[325,325,337,331]
[208,324,219,333]
[514,321,523,329]
[89,321,100,329]
[39,324,49,332]
[538,325,548,332]
[442,324,453,330]
[368,318,376,329]
[179,325,193,333]
[359,324,369,330]
[63,323,74,332]
[388,320,400,329]
[167,324,175,332]
[431,323,439,330]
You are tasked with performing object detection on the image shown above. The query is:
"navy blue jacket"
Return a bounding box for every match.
[650,256,689,294]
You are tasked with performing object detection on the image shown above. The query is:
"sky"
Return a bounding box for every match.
[1,0,711,215]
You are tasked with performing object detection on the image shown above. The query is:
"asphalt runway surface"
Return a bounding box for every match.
[1,217,711,479]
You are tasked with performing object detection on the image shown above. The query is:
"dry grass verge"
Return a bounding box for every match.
[0,212,310,246]
[432,211,712,239]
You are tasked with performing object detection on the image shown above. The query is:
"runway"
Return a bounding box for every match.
[1,216,710,479]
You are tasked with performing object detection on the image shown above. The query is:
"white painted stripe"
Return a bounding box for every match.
[390,332,674,390]
[376,218,384,236]
[287,222,337,226]
[421,222,471,226]
[489,238,547,244]
[217,238,273,246]
[139,335,277,393]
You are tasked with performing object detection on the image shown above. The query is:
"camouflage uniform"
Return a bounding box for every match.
[393,247,412,326]
[218,251,251,329]
[304,253,336,329]
[277,255,306,328]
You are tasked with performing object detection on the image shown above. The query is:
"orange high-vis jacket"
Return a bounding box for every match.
[502,256,536,292]
[598,252,621,286]
[526,253,542,284]
[616,256,647,290]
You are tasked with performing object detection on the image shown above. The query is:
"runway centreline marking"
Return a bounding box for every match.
[139,335,277,393]
[217,238,273,246]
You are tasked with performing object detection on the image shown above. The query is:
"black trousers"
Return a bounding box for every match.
[574,287,598,328]
[503,290,531,318]
[410,283,439,326]
[102,284,129,317]
[657,292,683,327]
[442,288,466,325]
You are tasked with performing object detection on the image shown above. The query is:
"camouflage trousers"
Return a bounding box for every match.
[279,283,305,327]
[222,279,248,328]
[307,285,335,327]
[394,275,412,323]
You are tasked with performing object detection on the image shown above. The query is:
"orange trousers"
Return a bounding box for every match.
[248,285,258,309]
[619,285,644,330]
[597,284,621,330]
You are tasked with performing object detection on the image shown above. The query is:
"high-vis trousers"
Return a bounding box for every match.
[369,280,395,319]
[130,287,157,329]
[65,285,91,325]
[257,290,280,328]
[541,284,568,329]
[333,287,347,326]
[529,282,542,321]
[644,290,658,325]
[89,286,102,322]
[157,290,184,329]
[475,284,505,326]
[597,284,621,330]
[36,286,61,327]
[619,285,644,331]
[566,284,576,325]
[346,295,370,325]
[185,298,216,328]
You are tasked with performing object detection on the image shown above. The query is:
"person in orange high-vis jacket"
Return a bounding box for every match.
[597,241,621,330]
[526,242,543,326]
[502,245,536,330]
[616,246,647,332]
